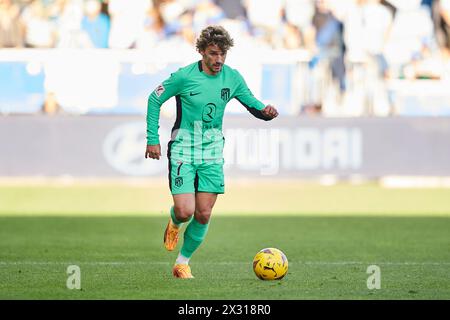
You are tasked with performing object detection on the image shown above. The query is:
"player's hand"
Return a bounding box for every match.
[145,144,161,160]
[261,105,279,120]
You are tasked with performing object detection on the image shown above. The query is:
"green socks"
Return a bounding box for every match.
[170,206,193,227]
[180,218,210,259]
[170,206,183,227]
[170,206,209,259]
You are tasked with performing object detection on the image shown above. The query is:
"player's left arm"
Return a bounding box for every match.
[233,71,278,121]
[260,105,279,119]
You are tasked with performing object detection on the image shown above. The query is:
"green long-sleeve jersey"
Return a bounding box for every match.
[147,61,269,163]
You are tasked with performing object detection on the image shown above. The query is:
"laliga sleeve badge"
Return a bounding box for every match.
[155,84,165,97]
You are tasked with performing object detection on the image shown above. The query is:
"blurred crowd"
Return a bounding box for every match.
[1,1,449,54]
[1,0,450,116]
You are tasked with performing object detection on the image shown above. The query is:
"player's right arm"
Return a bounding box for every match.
[146,70,184,159]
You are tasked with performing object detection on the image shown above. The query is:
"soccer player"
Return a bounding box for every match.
[145,25,278,278]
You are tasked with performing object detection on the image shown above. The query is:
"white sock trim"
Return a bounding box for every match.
[175,253,190,265]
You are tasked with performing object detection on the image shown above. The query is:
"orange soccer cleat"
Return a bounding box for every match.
[172,264,194,279]
[163,218,180,251]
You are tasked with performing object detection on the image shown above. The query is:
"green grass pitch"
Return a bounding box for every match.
[0,183,449,299]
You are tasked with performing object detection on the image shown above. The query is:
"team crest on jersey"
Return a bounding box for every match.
[174,177,183,188]
[155,84,165,97]
[221,88,230,102]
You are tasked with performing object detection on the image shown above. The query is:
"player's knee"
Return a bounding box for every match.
[174,205,194,222]
[195,208,212,224]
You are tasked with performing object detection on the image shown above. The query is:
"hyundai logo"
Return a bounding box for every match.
[103,121,167,176]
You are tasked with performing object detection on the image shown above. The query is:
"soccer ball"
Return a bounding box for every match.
[252,248,288,280]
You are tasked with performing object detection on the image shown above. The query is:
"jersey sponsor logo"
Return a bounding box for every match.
[221,88,230,101]
[202,103,216,123]
[189,92,201,96]
[155,84,165,97]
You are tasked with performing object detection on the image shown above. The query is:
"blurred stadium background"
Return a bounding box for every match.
[1,0,450,182]
[0,0,450,300]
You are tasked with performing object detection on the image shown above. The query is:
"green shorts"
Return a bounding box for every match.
[168,159,225,195]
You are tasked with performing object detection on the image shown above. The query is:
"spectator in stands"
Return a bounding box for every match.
[81,0,110,48]
[243,0,284,48]
[283,23,303,50]
[344,0,393,79]
[192,0,225,34]
[299,0,347,115]
[284,0,316,50]
[434,0,450,57]
[157,0,184,37]
[0,0,24,48]
[135,3,167,49]
[214,0,250,44]
[177,9,196,45]
[311,0,346,94]
[21,0,57,48]
[108,0,150,49]
[214,0,246,20]
[422,0,435,13]
[381,0,398,16]
[218,16,253,48]
[343,0,394,115]
[163,7,196,47]
[52,0,92,48]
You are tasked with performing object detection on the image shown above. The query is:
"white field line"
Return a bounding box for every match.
[0,261,449,266]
